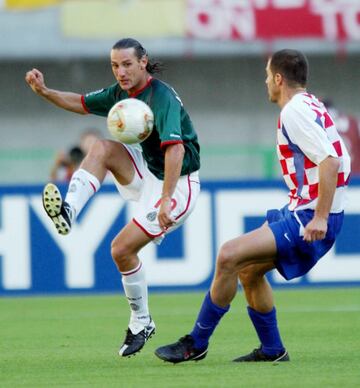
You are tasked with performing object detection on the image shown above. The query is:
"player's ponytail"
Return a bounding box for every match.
[112,38,164,74]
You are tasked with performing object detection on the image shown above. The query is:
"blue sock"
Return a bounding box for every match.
[190,291,230,350]
[247,306,285,356]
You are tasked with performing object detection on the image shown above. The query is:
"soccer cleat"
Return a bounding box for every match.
[118,320,156,357]
[154,335,208,364]
[42,183,73,235]
[233,347,290,362]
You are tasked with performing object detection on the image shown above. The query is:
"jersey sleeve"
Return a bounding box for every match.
[81,84,118,117]
[281,103,338,165]
[153,90,183,150]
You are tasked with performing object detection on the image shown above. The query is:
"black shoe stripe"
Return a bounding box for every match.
[273,350,289,363]
[192,349,208,361]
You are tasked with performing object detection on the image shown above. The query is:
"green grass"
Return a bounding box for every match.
[1,288,360,387]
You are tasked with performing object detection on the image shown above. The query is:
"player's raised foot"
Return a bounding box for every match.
[42,183,74,235]
[233,347,289,362]
[154,335,208,364]
[118,319,156,357]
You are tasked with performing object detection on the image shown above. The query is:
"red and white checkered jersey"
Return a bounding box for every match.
[277,92,351,212]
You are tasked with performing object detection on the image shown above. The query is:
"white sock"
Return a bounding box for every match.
[121,262,151,334]
[65,168,101,220]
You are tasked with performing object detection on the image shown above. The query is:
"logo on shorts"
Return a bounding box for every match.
[146,211,157,222]
[130,303,140,311]
[284,232,291,242]
[68,183,77,193]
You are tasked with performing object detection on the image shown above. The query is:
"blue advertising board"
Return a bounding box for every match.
[0,179,359,295]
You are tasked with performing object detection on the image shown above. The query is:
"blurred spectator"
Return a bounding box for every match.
[323,99,360,176]
[50,128,102,182]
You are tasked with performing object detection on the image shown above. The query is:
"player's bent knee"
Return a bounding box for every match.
[87,139,113,161]
[111,240,132,266]
[217,242,238,273]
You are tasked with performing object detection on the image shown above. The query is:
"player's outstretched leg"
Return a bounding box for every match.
[42,183,74,235]
[155,291,228,363]
[118,317,156,357]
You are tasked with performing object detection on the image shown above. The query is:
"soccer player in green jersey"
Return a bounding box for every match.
[25,38,201,357]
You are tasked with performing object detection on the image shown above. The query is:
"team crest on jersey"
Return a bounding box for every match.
[146,211,157,222]
[85,89,104,97]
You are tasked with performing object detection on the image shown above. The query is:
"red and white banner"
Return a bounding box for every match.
[187,0,360,41]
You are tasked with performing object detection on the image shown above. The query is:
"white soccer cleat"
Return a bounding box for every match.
[42,183,74,235]
[118,319,156,357]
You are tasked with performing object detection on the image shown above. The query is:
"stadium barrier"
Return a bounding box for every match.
[1,179,359,295]
[0,145,278,183]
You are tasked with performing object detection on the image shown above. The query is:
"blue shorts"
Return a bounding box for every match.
[267,206,344,280]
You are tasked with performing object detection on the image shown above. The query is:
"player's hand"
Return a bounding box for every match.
[303,216,328,243]
[158,196,175,232]
[25,68,47,96]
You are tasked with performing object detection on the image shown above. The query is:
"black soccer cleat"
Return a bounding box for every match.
[42,183,73,235]
[118,320,156,357]
[233,346,290,362]
[155,335,208,364]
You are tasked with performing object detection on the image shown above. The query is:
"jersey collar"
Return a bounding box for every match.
[128,76,153,98]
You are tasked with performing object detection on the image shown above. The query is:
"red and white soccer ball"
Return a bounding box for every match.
[107,98,154,144]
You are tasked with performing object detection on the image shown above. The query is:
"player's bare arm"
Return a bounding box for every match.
[158,143,185,230]
[25,68,86,114]
[303,156,340,242]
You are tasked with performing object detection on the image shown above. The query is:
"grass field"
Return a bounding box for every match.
[1,288,359,387]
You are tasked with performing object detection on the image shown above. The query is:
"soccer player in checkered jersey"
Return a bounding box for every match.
[25,38,200,357]
[155,49,351,363]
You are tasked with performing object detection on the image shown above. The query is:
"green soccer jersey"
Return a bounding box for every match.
[82,78,200,180]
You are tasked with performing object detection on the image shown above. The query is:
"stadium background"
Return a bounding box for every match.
[1,0,360,292]
[1,2,360,387]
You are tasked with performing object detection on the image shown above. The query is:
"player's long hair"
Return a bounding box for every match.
[112,38,164,74]
[270,49,308,87]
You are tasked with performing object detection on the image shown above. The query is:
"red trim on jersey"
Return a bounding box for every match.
[278,144,292,159]
[81,95,90,113]
[121,262,142,276]
[289,173,298,187]
[308,183,319,200]
[337,172,345,186]
[303,173,309,185]
[89,181,97,193]
[175,174,192,221]
[280,159,288,175]
[124,147,143,179]
[132,218,164,238]
[304,156,316,169]
[332,140,342,157]
[323,112,334,128]
[160,140,184,150]
[128,76,153,98]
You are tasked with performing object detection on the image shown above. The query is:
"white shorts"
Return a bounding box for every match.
[112,145,200,244]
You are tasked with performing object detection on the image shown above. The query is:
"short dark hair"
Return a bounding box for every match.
[68,146,84,166]
[270,49,308,87]
[112,38,163,74]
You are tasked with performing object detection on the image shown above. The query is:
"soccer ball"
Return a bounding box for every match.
[107,98,154,144]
